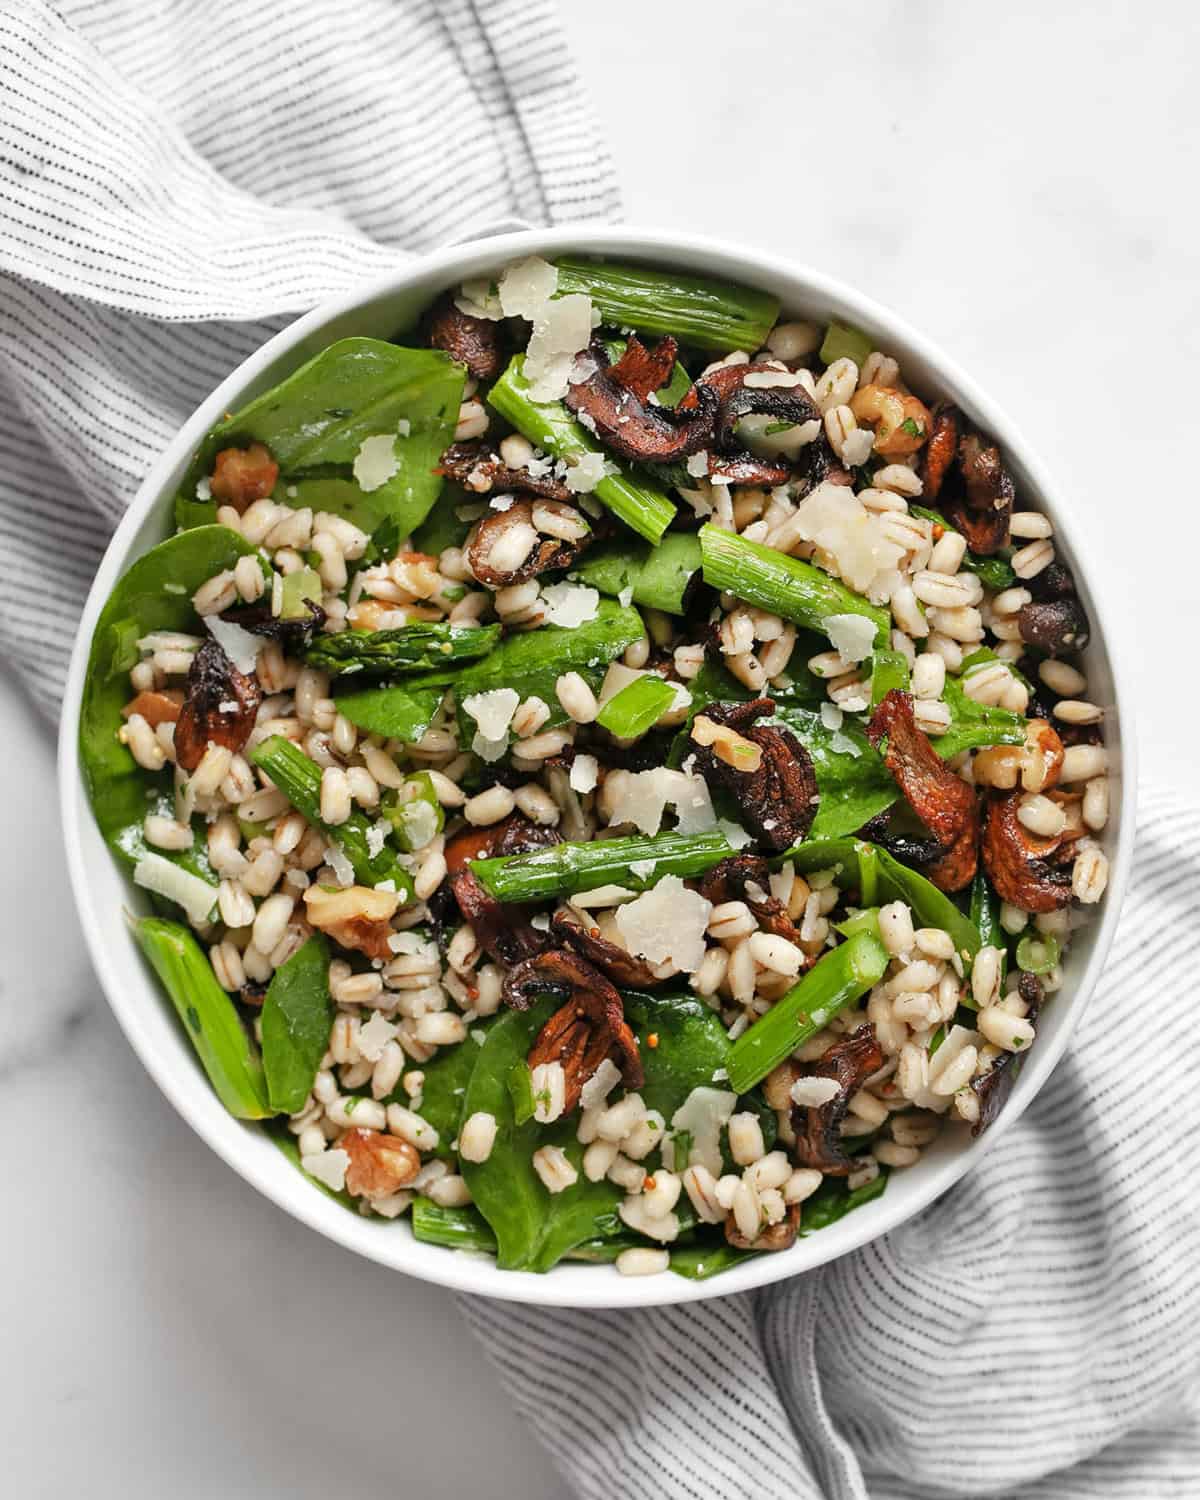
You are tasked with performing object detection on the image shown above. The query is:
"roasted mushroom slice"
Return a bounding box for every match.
[706,453,793,487]
[725,1201,800,1252]
[564,341,718,465]
[422,294,507,382]
[466,498,591,587]
[689,698,819,853]
[697,855,801,943]
[606,333,680,403]
[920,402,960,500]
[943,431,1014,556]
[970,972,1043,1135]
[550,907,668,990]
[173,637,261,774]
[222,597,327,652]
[508,949,643,1111]
[865,689,978,892]
[444,816,559,968]
[122,689,183,728]
[790,1025,884,1175]
[703,362,823,453]
[981,791,1073,913]
[438,440,573,501]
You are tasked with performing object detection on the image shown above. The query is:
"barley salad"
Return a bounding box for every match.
[81,254,1110,1281]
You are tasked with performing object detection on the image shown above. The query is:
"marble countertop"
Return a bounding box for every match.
[5,3,1197,1494]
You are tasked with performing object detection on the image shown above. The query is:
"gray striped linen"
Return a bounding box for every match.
[467,788,1200,1499]
[4,6,1196,1497]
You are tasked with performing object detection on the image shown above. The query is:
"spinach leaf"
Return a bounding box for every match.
[174,339,465,536]
[331,682,445,742]
[261,934,334,1114]
[799,1168,888,1232]
[389,1022,493,1157]
[669,1241,761,1281]
[411,1197,498,1253]
[768,704,899,840]
[933,674,1026,759]
[621,991,731,1118]
[782,838,981,958]
[79,524,256,855]
[134,917,272,1119]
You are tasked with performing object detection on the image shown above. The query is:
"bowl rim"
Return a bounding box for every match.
[57,223,1137,1309]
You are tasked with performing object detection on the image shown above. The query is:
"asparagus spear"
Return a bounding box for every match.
[819,320,874,369]
[133,917,273,1119]
[411,1198,499,1253]
[698,525,890,644]
[249,736,414,898]
[595,674,678,739]
[305,622,500,676]
[488,355,676,544]
[470,829,733,903]
[571,533,702,616]
[554,257,780,354]
[726,932,890,1093]
[869,647,911,707]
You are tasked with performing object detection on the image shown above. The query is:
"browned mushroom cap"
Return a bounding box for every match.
[444,816,560,967]
[920,402,960,500]
[222,597,326,652]
[689,699,819,853]
[438,440,573,501]
[550,908,667,990]
[510,949,643,1111]
[122,689,184,728]
[174,637,261,774]
[982,792,1072,912]
[697,855,801,943]
[1019,598,1090,657]
[607,333,681,403]
[700,362,822,454]
[564,340,718,465]
[970,972,1043,1135]
[466,498,591,588]
[941,431,1014,556]
[865,689,978,892]
[725,1201,800,1252]
[707,453,793,487]
[790,1025,884,1175]
[422,294,507,382]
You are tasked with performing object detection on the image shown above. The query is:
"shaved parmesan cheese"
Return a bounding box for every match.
[541,581,599,628]
[358,1012,398,1062]
[841,428,874,466]
[525,292,594,402]
[205,615,261,674]
[826,613,877,662]
[686,451,710,478]
[462,688,519,741]
[498,256,559,319]
[568,352,598,385]
[820,702,844,731]
[670,1087,737,1177]
[325,843,354,887]
[609,767,716,837]
[353,433,400,493]
[455,277,504,321]
[489,493,516,512]
[580,1057,621,1110]
[615,875,712,972]
[717,819,754,850]
[564,450,612,494]
[792,481,905,595]
[669,771,717,834]
[133,854,217,926]
[301,1148,350,1193]
[629,859,657,881]
[366,820,388,858]
[569,754,599,793]
[195,476,212,501]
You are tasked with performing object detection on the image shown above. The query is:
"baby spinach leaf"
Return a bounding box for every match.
[621,991,730,1118]
[799,1167,888,1232]
[411,1197,498,1252]
[669,1240,761,1280]
[79,525,256,851]
[932,674,1026,758]
[174,339,465,536]
[389,1022,494,1157]
[261,934,334,1114]
[332,682,445,742]
[134,917,272,1120]
[768,704,899,840]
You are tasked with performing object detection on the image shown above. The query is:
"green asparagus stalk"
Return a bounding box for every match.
[133,917,273,1119]
[571,533,702,616]
[249,735,414,898]
[595,674,678,739]
[471,829,733,903]
[726,931,890,1093]
[554,257,780,354]
[488,355,676,543]
[305,622,500,676]
[698,525,890,644]
[819,320,874,370]
[411,1197,499,1253]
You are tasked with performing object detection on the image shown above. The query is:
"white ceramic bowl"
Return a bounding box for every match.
[58,226,1135,1308]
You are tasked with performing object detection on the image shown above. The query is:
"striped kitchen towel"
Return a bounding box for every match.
[466,784,1200,1498]
[0,0,618,719]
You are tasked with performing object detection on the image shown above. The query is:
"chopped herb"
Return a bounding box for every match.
[762,420,796,436]
[900,417,923,438]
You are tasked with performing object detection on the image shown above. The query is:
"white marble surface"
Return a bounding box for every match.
[4,3,1197,1495]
